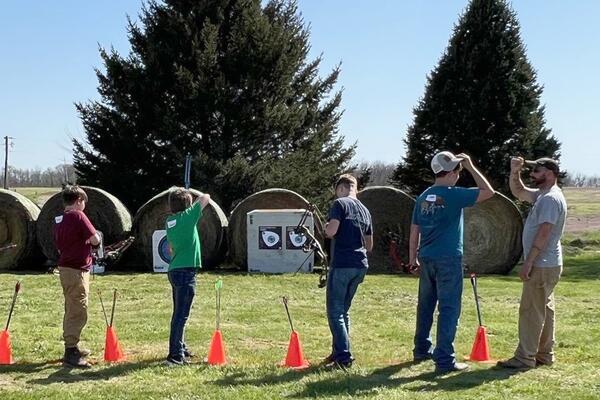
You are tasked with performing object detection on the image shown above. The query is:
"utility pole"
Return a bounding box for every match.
[3,136,13,189]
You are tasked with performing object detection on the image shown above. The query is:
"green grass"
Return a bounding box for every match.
[1,254,599,399]
[12,187,60,207]
[563,187,600,217]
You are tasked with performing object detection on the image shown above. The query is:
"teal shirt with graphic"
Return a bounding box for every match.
[166,201,203,270]
[412,186,479,258]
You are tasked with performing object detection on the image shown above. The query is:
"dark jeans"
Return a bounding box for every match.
[168,268,196,361]
[326,267,367,363]
[413,256,463,369]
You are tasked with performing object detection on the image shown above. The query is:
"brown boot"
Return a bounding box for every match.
[63,347,91,369]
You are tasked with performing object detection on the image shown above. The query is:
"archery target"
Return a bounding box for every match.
[258,226,282,250]
[286,226,307,249]
[152,230,170,272]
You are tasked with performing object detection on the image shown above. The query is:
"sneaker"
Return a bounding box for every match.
[183,348,195,358]
[413,353,433,363]
[63,347,91,369]
[497,357,533,369]
[435,362,470,374]
[164,357,186,367]
[324,359,353,370]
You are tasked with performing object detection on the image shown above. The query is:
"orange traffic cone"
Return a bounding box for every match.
[467,325,493,362]
[104,326,125,362]
[0,329,13,365]
[206,330,226,365]
[280,331,309,369]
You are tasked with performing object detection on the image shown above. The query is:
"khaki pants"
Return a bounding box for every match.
[514,266,562,367]
[59,267,90,348]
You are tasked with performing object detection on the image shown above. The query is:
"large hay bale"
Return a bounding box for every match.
[464,192,523,274]
[0,190,44,270]
[127,188,228,270]
[37,186,132,264]
[228,188,325,269]
[357,186,415,273]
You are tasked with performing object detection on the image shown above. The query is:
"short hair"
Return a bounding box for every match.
[62,185,88,206]
[168,187,193,213]
[434,162,462,178]
[335,174,358,191]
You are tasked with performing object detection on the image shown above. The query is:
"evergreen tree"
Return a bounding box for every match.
[392,0,560,195]
[74,0,354,211]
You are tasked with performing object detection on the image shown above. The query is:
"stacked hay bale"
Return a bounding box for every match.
[228,188,325,269]
[127,188,228,270]
[357,186,415,273]
[464,192,523,274]
[0,189,44,270]
[37,186,132,265]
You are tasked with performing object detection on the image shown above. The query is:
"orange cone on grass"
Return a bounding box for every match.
[281,330,309,369]
[104,326,125,362]
[279,297,309,369]
[466,274,493,362]
[207,329,227,365]
[0,330,14,365]
[206,278,227,365]
[469,325,491,361]
[99,289,126,362]
[1,281,21,365]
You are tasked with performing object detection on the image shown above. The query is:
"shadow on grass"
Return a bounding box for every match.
[23,358,166,385]
[291,363,524,398]
[212,364,327,387]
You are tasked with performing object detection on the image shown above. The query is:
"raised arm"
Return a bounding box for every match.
[457,153,494,203]
[509,157,537,203]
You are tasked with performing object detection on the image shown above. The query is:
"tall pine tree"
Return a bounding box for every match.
[74,0,354,211]
[392,0,560,195]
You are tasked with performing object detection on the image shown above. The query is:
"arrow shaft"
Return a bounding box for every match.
[471,277,483,326]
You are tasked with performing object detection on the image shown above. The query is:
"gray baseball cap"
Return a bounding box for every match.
[431,151,464,174]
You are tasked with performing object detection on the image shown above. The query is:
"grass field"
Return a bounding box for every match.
[0,252,599,399]
[0,187,598,399]
[12,187,60,207]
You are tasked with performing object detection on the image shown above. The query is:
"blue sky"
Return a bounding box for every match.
[1,1,598,175]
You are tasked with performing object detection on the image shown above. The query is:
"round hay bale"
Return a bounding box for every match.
[0,189,44,270]
[464,192,523,274]
[127,188,228,270]
[357,186,415,273]
[228,188,325,269]
[37,186,132,264]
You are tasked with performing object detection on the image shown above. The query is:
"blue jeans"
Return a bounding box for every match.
[326,267,367,363]
[168,268,196,361]
[413,256,463,369]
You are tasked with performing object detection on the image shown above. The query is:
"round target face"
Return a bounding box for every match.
[158,236,172,263]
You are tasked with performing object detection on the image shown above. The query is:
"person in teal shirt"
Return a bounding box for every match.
[165,187,210,366]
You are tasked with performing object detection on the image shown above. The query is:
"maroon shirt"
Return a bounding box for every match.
[53,210,97,270]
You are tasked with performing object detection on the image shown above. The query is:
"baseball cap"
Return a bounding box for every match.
[525,157,560,174]
[431,151,464,174]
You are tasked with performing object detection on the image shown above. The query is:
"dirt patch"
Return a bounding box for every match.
[566,215,600,233]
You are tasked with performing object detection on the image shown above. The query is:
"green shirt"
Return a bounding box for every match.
[166,201,203,270]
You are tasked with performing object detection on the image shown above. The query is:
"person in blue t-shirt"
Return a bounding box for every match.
[409,151,494,374]
[323,174,373,369]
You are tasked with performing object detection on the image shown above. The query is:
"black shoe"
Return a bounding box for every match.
[435,362,469,374]
[63,347,91,369]
[413,353,433,363]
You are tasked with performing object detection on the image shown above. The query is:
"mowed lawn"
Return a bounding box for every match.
[0,253,599,399]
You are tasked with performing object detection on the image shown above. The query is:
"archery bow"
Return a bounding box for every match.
[293,204,329,288]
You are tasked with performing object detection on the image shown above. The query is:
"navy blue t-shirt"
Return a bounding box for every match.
[412,186,479,258]
[328,197,373,269]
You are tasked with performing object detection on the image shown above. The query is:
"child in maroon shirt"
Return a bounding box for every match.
[53,185,100,368]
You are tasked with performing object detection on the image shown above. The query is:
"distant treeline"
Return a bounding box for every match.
[3,164,76,187]
[563,172,600,188]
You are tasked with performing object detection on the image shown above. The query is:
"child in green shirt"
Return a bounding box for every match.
[165,187,210,366]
